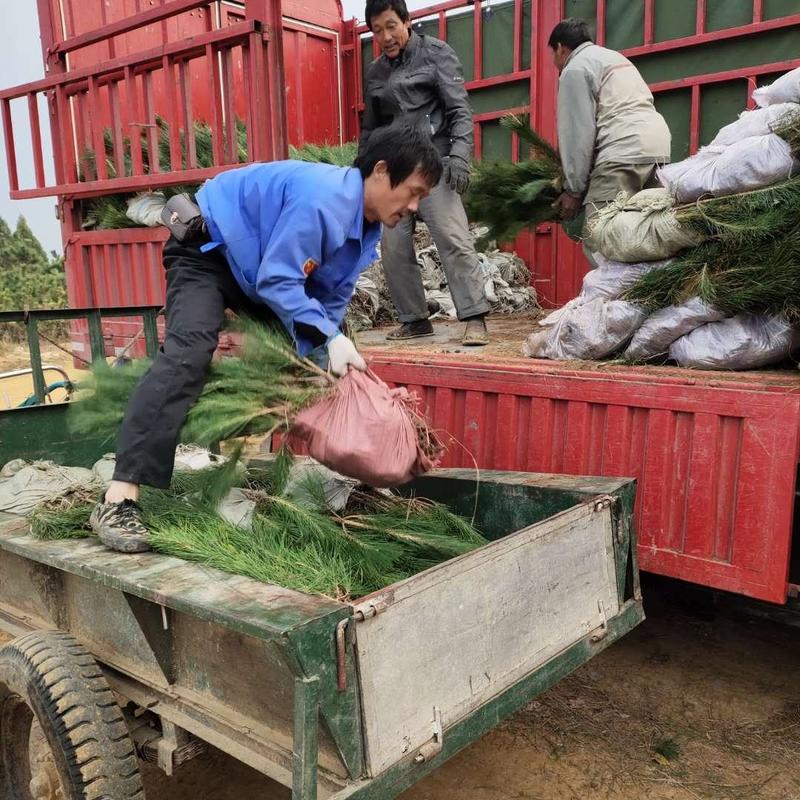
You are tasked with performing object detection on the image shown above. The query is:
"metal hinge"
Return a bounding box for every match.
[590,600,609,643]
[592,495,617,513]
[336,618,349,693]
[353,600,387,622]
[413,706,443,764]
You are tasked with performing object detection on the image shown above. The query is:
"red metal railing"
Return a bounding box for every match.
[1,0,287,200]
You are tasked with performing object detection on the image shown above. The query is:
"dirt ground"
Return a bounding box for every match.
[138,578,800,800]
[0,340,78,408]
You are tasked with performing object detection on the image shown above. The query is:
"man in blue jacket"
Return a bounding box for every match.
[89,122,442,553]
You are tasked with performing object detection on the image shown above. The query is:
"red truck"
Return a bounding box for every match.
[2,0,799,604]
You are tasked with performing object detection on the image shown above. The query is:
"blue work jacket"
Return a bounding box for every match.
[197,161,381,355]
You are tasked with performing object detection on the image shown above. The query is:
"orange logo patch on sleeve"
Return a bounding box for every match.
[303,258,319,276]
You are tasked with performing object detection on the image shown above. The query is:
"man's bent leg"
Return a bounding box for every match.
[419,180,490,321]
[93,239,230,552]
[381,214,430,324]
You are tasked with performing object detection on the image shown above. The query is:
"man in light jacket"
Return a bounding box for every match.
[360,0,491,345]
[549,18,671,260]
[89,122,442,554]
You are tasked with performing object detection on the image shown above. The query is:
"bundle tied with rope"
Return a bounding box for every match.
[289,369,444,488]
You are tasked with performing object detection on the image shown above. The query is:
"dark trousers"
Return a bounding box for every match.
[113,236,268,489]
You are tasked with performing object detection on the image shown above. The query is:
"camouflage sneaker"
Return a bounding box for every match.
[89,499,151,553]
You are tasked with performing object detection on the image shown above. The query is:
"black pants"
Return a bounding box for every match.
[113,236,270,489]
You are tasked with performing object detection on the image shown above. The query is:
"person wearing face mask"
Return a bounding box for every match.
[89,121,442,555]
[548,18,671,264]
[359,0,491,346]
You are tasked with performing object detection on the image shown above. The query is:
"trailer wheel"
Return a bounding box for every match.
[0,630,144,800]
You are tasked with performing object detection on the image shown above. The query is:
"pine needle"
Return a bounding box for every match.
[625,176,800,318]
[464,114,563,246]
[29,503,93,540]
[28,459,487,600]
[68,317,328,446]
[289,141,358,167]
[772,107,800,154]
[500,113,561,165]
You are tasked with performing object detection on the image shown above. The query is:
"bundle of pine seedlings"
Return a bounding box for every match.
[69,317,329,447]
[624,176,800,319]
[29,453,487,600]
[624,110,800,317]
[289,140,358,167]
[82,117,249,230]
[464,114,564,246]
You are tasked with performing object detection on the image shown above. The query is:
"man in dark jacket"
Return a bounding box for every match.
[360,0,490,345]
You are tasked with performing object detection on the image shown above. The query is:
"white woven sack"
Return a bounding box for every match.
[711,102,800,146]
[669,314,800,370]
[127,192,167,227]
[586,189,705,262]
[524,297,646,360]
[752,67,800,108]
[658,135,796,203]
[623,297,726,362]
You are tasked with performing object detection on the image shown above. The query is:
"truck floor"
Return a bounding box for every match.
[358,314,800,389]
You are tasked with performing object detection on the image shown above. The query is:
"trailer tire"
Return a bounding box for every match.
[0,630,144,800]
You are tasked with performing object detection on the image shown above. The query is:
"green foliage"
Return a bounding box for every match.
[625,178,800,318]
[29,503,93,540]
[501,113,561,164]
[288,141,358,167]
[68,317,328,446]
[464,114,563,247]
[652,737,681,762]
[0,216,67,341]
[81,117,249,230]
[772,107,800,154]
[82,195,141,230]
[29,457,487,600]
[465,159,561,247]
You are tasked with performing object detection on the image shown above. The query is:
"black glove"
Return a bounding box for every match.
[444,155,471,195]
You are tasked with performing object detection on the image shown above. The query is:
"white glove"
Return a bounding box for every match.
[327,334,367,377]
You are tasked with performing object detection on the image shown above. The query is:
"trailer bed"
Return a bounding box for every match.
[0,466,642,800]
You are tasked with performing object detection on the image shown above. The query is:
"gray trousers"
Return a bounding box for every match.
[381,178,490,322]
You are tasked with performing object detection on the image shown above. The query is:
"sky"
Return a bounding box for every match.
[0,1,431,254]
[0,5,59,252]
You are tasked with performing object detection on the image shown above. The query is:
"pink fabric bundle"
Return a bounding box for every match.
[289,369,442,487]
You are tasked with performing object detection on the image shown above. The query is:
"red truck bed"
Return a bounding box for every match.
[361,315,800,604]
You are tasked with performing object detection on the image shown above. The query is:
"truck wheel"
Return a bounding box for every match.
[0,630,144,800]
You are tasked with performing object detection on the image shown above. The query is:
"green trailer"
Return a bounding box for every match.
[0,309,643,799]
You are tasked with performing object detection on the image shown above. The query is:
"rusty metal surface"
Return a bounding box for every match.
[0,518,344,641]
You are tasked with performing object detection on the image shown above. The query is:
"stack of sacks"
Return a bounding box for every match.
[523,254,664,360]
[525,68,800,370]
[347,224,538,331]
[658,102,800,204]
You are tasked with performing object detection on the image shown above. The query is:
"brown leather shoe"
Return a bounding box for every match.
[386,320,435,340]
[462,317,489,346]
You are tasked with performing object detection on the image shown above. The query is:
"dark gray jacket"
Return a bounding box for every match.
[359,31,473,162]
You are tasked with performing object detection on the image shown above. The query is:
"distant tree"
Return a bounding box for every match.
[0,215,66,311]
